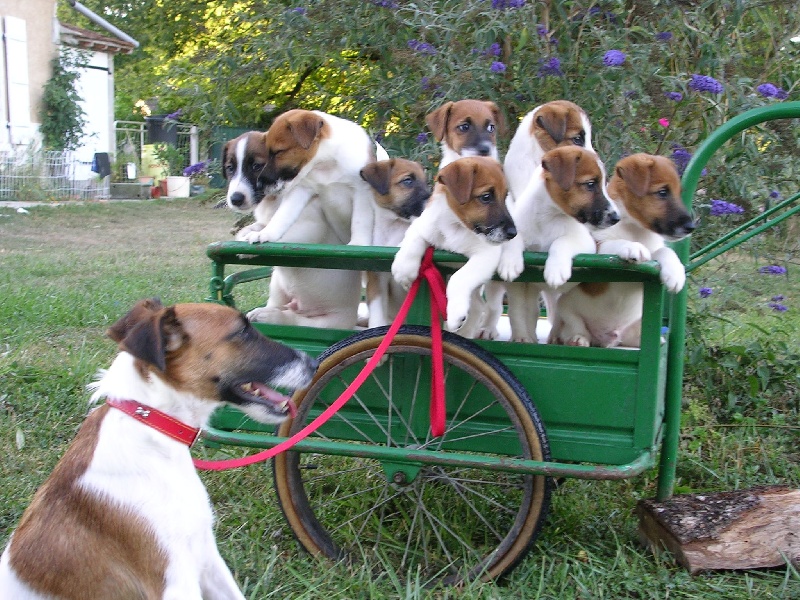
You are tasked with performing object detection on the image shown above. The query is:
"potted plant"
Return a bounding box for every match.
[183,160,211,196]
[152,143,190,198]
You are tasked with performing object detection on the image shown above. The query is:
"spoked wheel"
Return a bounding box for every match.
[273,325,551,586]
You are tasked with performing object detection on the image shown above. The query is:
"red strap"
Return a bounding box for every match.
[193,247,447,471]
[106,398,201,446]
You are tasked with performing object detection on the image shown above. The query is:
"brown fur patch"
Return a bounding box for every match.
[425,99,503,152]
[437,157,512,234]
[360,158,429,214]
[9,405,168,599]
[579,281,610,297]
[530,100,588,151]
[541,147,605,220]
[221,131,270,182]
[263,109,332,178]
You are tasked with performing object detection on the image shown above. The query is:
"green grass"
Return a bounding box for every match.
[1,200,798,599]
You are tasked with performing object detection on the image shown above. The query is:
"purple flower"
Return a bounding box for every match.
[772,295,785,302]
[490,61,507,73]
[769,190,781,199]
[603,50,626,67]
[492,0,526,8]
[709,199,745,216]
[536,24,548,36]
[665,91,683,102]
[290,7,307,14]
[756,82,788,99]
[759,265,787,275]
[370,0,397,7]
[165,109,183,120]
[670,145,692,175]
[489,43,502,56]
[408,39,437,55]
[689,74,724,95]
[183,161,208,177]
[537,56,563,78]
[416,132,429,143]
[655,32,673,42]
[768,302,788,312]
[699,287,713,298]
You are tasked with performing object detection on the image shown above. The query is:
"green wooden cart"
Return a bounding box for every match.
[200,103,800,585]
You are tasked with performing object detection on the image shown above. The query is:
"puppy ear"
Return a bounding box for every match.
[535,106,567,144]
[287,113,324,149]
[425,102,453,141]
[437,160,474,205]
[360,160,393,196]
[616,156,654,198]
[107,298,164,343]
[485,101,506,135]
[221,142,232,181]
[115,306,186,373]
[542,150,579,191]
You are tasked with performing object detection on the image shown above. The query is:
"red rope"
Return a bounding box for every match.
[193,247,447,471]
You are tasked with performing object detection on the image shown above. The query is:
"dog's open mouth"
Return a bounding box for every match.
[237,382,297,418]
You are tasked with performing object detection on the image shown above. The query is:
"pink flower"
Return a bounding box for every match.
[658,118,670,128]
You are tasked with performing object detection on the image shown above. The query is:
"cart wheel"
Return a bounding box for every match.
[273,325,551,586]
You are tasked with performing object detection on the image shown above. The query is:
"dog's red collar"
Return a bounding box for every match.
[106,399,201,447]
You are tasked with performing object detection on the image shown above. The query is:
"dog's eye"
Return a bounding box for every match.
[400,176,415,188]
[477,191,494,204]
[456,122,471,133]
[486,123,496,133]
[583,180,596,191]
[656,187,670,199]
[572,132,586,146]
[225,164,235,175]
[251,162,265,172]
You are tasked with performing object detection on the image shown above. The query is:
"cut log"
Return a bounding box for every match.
[637,486,800,573]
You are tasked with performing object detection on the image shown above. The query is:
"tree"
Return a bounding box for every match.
[39,49,87,152]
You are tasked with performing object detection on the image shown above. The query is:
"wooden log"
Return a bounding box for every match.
[637,486,800,573]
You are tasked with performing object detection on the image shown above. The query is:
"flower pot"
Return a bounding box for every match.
[165,176,191,198]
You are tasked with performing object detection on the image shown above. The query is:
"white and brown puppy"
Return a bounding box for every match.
[235,109,377,247]
[361,158,431,328]
[392,156,516,337]
[0,299,316,600]
[425,100,503,169]
[498,146,619,342]
[222,131,363,329]
[480,100,595,339]
[548,154,695,347]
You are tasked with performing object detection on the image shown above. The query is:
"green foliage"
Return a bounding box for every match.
[152,142,188,176]
[39,49,87,152]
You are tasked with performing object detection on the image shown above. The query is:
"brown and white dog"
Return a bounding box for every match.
[548,154,695,347]
[231,109,377,247]
[497,146,619,342]
[425,100,503,169]
[392,156,516,337]
[361,158,431,328]
[480,100,595,339]
[222,131,363,329]
[0,299,316,600]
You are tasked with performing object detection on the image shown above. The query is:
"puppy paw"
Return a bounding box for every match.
[498,253,524,282]
[235,223,264,242]
[246,307,279,322]
[617,242,651,263]
[391,257,421,290]
[660,265,686,293]
[476,327,499,340]
[512,335,537,344]
[445,296,470,333]
[566,335,591,347]
[544,257,572,289]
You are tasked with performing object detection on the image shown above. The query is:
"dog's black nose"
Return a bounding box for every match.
[477,143,492,156]
[230,192,245,207]
[608,211,621,225]
[504,223,517,239]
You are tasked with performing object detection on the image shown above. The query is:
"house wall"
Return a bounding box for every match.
[70,48,114,178]
[1,0,58,149]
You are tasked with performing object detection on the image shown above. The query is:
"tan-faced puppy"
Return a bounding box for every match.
[480,100,595,339]
[222,131,362,329]
[0,299,316,600]
[426,100,503,169]
[549,154,695,347]
[392,156,516,336]
[238,109,377,247]
[361,158,431,328]
[497,146,619,342]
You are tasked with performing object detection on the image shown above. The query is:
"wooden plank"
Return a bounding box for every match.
[637,486,800,573]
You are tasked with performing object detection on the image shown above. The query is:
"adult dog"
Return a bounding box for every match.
[361,158,431,328]
[231,109,377,247]
[425,100,503,169]
[392,156,516,337]
[222,131,363,328]
[548,154,695,347]
[0,299,317,599]
[497,146,619,342]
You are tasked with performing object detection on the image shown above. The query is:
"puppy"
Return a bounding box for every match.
[548,154,695,347]
[222,131,362,329]
[425,100,503,168]
[497,146,619,342]
[392,156,516,337]
[234,109,377,247]
[0,299,316,600]
[480,100,594,339]
[361,158,431,328]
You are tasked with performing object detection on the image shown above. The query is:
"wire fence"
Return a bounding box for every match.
[0,150,108,201]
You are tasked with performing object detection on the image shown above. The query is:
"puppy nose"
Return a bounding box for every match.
[682,220,696,233]
[477,142,492,156]
[504,223,517,239]
[608,210,620,225]
[230,192,245,207]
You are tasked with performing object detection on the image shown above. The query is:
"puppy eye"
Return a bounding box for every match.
[225,164,235,174]
[486,123,496,133]
[656,187,670,198]
[456,122,471,133]
[583,180,596,190]
[400,176,415,187]
[477,191,494,204]
[251,162,265,172]
[572,132,586,146]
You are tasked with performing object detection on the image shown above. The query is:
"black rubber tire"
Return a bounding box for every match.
[273,325,551,586]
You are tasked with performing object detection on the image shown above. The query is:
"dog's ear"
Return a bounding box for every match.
[287,113,324,149]
[360,160,393,196]
[221,140,232,181]
[425,102,453,142]
[616,156,653,198]
[542,150,579,191]
[107,298,164,343]
[535,106,567,144]
[437,160,474,205]
[485,101,506,136]
[114,306,186,373]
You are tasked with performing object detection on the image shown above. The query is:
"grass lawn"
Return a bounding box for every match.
[0,199,798,599]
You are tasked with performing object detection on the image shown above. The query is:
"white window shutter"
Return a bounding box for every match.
[3,16,32,145]
[0,17,9,150]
